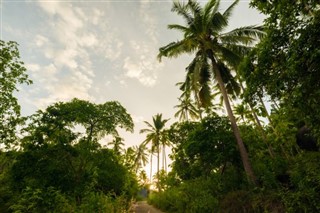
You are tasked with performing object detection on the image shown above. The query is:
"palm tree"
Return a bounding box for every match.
[160,129,171,172]
[234,103,252,124]
[133,143,149,173]
[158,0,264,184]
[108,136,124,156]
[123,147,135,170]
[174,95,200,122]
[140,113,169,190]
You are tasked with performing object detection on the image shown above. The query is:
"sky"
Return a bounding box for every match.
[1,0,265,178]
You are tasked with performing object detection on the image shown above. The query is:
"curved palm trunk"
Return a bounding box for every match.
[209,53,257,185]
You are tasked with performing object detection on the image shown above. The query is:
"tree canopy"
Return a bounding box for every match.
[0,40,32,147]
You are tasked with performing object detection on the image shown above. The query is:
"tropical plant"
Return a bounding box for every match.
[108,136,125,156]
[174,95,200,122]
[140,114,169,190]
[133,143,149,173]
[158,0,264,184]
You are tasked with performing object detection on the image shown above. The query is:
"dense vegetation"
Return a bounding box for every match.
[0,41,144,212]
[1,0,320,212]
[147,0,320,212]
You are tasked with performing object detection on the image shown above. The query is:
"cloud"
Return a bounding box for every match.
[139,0,158,43]
[123,57,157,87]
[29,1,100,109]
[35,35,49,47]
[123,41,163,87]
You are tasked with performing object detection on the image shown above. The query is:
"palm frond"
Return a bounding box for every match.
[209,12,228,33]
[199,58,211,85]
[199,84,212,108]
[168,24,190,33]
[225,44,253,57]
[217,62,241,98]
[222,0,240,21]
[203,0,218,20]
[215,44,242,68]
[219,35,255,46]
[187,0,202,16]
[172,0,194,25]
[221,25,265,43]
[158,39,198,61]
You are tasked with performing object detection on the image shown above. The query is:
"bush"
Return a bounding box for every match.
[148,177,219,213]
[9,187,74,213]
[219,190,284,213]
[78,192,129,213]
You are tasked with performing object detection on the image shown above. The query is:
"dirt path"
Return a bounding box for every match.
[130,201,164,213]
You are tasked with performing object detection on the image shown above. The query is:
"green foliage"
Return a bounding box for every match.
[241,1,320,130]
[170,115,239,180]
[0,40,32,147]
[10,187,73,213]
[220,190,284,213]
[78,192,128,213]
[0,98,138,212]
[23,98,133,147]
[149,177,219,213]
[280,152,320,212]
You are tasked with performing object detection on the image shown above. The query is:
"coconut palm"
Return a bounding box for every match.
[174,95,200,122]
[160,129,171,172]
[108,136,124,156]
[123,147,135,170]
[133,143,149,173]
[234,103,252,124]
[140,113,169,190]
[158,0,264,184]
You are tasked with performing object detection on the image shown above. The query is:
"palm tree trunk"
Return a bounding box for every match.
[157,144,160,191]
[162,144,165,170]
[164,146,167,172]
[209,53,257,185]
[157,144,160,175]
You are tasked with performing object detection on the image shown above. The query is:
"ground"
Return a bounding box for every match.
[130,201,164,213]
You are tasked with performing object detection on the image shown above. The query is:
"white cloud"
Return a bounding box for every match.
[92,9,104,25]
[78,33,97,47]
[55,48,78,69]
[123,57,157,87]
[35,35,49,47]
[123,41,163,87]
[104,39,123,61]
[139,1,158,43]
[31,1,99,109]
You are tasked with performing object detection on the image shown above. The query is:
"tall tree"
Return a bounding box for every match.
[0,40,32,148]
[174,95,200,122]
[241,0,320,129]
[108,136,125,156]
[133,143,149,173]
[158,0,264,184]
[140,114,169,190]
